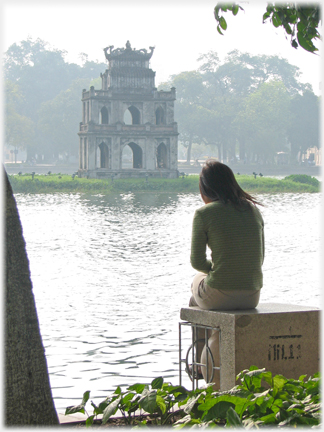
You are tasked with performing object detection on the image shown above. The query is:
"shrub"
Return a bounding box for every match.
[65,366,321,428]
[284,174,320,187]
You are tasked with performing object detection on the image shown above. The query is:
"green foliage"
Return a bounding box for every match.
[8,173,321,194]
[284,174,320,187]
[6,37,318,166]
[263,4,321,53]
[4,37,106,162]
[5,80,35,153]
[37,78,90,158]
[214,3,243,35]
[65,367,321,427]
[214,3,321,53]
[287,90,320,159]
[165,51,313,165]
[235,81,291,163]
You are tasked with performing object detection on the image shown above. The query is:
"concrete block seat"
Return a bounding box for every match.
[179,303,320,391]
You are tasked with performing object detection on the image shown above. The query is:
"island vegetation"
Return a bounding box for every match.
[8,173,320,194]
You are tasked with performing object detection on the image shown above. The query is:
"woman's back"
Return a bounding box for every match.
[190,200,264,291]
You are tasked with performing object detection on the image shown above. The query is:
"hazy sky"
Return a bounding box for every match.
[2,0,322,94]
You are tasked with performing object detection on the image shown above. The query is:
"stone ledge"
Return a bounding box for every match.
[180,303,320,391]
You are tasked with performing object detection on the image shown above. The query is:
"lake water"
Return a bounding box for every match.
[14,191,321,413]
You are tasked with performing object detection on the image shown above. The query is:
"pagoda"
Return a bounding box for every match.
[78,41,178,179]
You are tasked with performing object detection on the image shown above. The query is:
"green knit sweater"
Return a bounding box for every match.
[190,201,264,291]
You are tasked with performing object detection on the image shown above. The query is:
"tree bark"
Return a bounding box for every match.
[5,171,59,426]
[186,135,193,164]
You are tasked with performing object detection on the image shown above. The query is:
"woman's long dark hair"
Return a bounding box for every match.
[199,160,262,208]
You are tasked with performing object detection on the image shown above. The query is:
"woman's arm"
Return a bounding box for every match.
[190,211,212,274]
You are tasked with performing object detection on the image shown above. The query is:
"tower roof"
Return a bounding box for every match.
[104,41,155,62]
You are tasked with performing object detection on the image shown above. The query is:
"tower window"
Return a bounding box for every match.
[100,107,109,124]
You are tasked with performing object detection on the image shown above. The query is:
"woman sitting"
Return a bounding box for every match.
[190,160,264,310]
[188,160,264,386]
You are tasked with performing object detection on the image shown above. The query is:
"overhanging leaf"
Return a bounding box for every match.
[297,31,317,52]
[219,16,227,31]
[272,13,282,27]
[232,5,239,16]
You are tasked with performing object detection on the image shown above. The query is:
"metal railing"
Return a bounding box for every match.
[179,321,221,390]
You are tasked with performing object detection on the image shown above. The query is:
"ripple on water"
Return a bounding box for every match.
[14,192,321,411]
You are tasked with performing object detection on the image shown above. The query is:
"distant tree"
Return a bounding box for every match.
[163,50,314,165]
[4,38,78,122]
[37,78,90,162]
[159,71,206,162]
[214,3,321,53]
[176,102,207,163]
[287,90,320,162]
[4,38,107,161]
[5,80,36,159]
[5,172,59,425]
[234,81,291,164]
[198,51,297,161]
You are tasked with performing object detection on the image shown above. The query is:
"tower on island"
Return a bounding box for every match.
[78,41,178,179]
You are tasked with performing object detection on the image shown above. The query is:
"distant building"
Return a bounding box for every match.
[303,147,321,166]
[78,41,178,179]
[3,145,27,164]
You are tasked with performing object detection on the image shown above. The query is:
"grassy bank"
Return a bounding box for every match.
[8,173,321,194]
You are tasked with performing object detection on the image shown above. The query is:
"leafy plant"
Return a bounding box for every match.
[66,377,191,427]
[65,367,321,428]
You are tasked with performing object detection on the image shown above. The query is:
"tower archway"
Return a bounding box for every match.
[156,142,167,169]
[122,142,143,169]
[124,106,140,125]
[97,142,109,168]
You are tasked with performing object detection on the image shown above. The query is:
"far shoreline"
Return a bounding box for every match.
[4,162,321,178]
[7,173,321,194]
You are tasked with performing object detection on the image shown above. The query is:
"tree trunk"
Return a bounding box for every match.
[239,137,246,162]
[5,171,59,426]
[186,136,193,164]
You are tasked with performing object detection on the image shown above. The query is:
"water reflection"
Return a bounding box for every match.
[15,192,321,412]
[79,192,183,213]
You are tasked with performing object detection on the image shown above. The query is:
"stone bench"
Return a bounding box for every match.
[180,303,320,391]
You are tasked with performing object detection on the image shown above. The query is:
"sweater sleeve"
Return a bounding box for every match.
[190,210,212,274]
